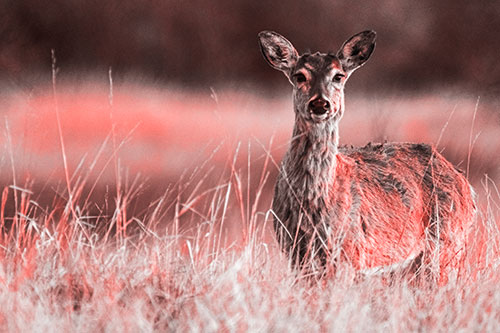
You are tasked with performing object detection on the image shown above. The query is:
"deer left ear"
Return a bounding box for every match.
[337,30,376,73]
[258,31,298,74]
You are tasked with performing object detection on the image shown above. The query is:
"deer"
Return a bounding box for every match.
[258,30,476,282]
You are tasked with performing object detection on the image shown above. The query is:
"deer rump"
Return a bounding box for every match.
[272,142,476,272]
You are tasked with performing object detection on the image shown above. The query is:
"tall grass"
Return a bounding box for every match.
[0,78,499,331]
[1,140,499,331]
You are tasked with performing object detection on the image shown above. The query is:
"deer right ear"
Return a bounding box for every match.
[258,31,298,74]
[337,30,376,73]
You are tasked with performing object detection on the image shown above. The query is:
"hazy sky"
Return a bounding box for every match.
[1,0,499,95]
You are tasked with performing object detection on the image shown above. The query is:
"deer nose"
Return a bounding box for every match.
[308,98,330,115]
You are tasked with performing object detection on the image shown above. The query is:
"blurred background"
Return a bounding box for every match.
[0,0,499,226]
[1,0,500,96]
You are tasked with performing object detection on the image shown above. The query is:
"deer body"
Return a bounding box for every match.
[259,30,476,277]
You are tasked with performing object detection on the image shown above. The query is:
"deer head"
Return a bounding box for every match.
[258,30,376,125]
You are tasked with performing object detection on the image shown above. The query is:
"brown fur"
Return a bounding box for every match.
[259,30,476,281]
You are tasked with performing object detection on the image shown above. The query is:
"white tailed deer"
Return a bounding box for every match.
[258,30,476,281]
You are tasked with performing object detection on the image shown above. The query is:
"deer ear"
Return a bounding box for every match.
[337,30,376,73]
[258,31,298,73]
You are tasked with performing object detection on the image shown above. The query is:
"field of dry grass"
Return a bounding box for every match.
[0,78,499,331]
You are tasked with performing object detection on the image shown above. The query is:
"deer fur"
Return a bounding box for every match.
[258,30,476,280]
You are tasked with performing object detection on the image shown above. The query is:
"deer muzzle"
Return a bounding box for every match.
[308,97,331,120]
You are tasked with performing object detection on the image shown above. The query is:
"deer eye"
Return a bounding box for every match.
[333,74,345,83]
[293,73,307,83]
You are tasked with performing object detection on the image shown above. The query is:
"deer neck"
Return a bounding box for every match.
[284,114,339,209]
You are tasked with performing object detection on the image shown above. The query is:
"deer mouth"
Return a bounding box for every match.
[308,98,332,121]
[309,109,331,122]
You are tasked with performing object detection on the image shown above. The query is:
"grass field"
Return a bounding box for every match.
[0,78,499,331]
